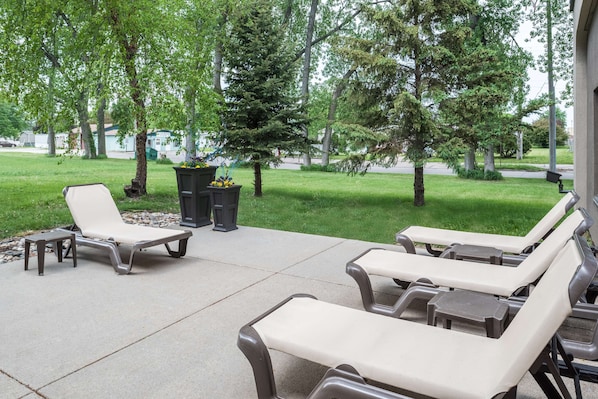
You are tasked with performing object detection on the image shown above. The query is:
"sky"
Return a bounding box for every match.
[516,20,573,127]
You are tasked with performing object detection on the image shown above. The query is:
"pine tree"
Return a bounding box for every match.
[221,0,307,197]
[341,0,478,206]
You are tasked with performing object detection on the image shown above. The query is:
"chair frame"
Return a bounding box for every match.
[395,191,579,256]
[61,183,192,274]
[346,208,592,317]
[238,235,598,399]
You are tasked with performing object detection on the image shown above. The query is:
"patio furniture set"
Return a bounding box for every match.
[20,184,598,398]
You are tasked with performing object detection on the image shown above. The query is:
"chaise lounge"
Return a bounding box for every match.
[61,183,192,274]
[346,208,591,318]
[395,190,579,255]
[239,234,597,399]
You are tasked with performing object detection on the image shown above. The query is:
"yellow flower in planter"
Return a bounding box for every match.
[179,156,209,169]
[210,175,234,188]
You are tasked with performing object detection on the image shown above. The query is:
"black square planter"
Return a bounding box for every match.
[207,185,242,232]
[174,166,217,227]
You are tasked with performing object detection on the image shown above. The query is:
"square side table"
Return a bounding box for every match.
[24,231,77,275]
[427,290,509,338]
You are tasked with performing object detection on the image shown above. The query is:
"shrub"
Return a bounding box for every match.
[156,156,173,165]
[457,168,503,180]
[498,133,532,158]
[299,164,338,172]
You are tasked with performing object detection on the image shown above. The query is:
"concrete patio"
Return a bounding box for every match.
[1,224,597,398]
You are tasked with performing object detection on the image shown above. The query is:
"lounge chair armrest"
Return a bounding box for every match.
[238,294,317,399]
[566,190,580,212]
[395,231,416,254]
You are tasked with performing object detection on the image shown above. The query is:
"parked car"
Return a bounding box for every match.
[0,140,17,147]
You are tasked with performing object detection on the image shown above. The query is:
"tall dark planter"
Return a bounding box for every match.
[173,166,217,227]
[207,185,242,232]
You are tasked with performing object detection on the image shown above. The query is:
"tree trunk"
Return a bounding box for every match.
[135,131,147,186]
[96,89,106,156]
[76,91,96,159]
[47,124,56,156]
[546,0,557,172]
[516,131,523,160]
[47,67,56,157]
[109,7,146,196]
[464,146,476,170]
[301,0,318,167]
[484,144,495,172]
[185,86,197,161]
[253,161,263,197]
[414,166,425,206]
[213,11,227,96]
[131,93,148,196]
[322,66,356,166]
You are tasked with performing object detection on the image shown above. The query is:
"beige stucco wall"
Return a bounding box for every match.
[573,0,598,238]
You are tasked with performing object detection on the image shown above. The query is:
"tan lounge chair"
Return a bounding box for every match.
[396,190,579,255]
[239,235,597,399]
[346,208,591,317]
[62,183,192,274]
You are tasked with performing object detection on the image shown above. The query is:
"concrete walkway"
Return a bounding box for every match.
[1,224,597,398]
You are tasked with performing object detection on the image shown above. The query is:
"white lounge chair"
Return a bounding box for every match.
[395,191,579,255]
[61,183,192,274]
[346,208,591,318]
[239,235,597,399]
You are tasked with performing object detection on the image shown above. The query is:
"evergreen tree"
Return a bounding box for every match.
[221,0,307,197]
[340,0,478,206]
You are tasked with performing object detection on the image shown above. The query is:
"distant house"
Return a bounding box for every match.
[19,131,69,148]
[91,126,184,153]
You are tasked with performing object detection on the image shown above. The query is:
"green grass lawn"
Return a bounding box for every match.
[0,152,567,243]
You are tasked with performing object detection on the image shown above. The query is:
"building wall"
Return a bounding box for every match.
[574,0,598,238]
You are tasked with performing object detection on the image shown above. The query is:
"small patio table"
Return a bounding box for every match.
[442,244,503,265]
[427,290,509,338]
[24,231,77,275]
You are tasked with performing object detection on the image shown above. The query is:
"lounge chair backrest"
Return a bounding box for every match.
[497,234,597,389]
[63,184,124,234]
[522,190,579,243]
[507,208,591,287]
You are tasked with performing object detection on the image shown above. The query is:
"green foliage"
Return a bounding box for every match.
[0,101,27,139]
[498,132,532,158]
[110,99,135,139]
[457,168,503,180]
[155,155,174,165]
[528,113,570,147]
[221,0,308,195]
[339,0,483,205]
[299,164,338,172]
[523,0,573,105]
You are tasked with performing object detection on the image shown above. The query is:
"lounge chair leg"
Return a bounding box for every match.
[307,365,414,399]
[530,346,573,399]
[164,238,188,258]
[501,386,517,399]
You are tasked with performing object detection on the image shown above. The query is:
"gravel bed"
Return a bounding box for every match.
[0,212,181,264]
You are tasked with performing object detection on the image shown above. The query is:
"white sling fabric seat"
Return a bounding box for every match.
[396,191,578,254]
[241,237,595,399]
